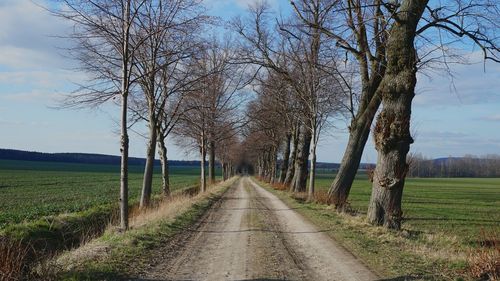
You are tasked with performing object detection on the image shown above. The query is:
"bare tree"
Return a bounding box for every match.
[215,124,241,180]
[130,0,208,208]
[174,36,246,192]
[233,2,346,197]
[245,78,289,183]
[293,0,499,223]
[54,0,147,230]
[368,0,498,229]
[291,0,389,210]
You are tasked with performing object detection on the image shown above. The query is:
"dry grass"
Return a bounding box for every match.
[0,237,30,281]
[271,182,289,191]
[129,194,195,228]
[291,191,307,201]
[468,229,500,280]
[312,190,330,204]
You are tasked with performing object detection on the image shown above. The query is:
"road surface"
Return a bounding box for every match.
[141,177,378,281]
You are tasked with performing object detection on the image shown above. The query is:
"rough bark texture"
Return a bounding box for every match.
[157,135,170,197]
[279,133,292,183]
[367,0,427,229]
[140,122,157,208]
[328,94,381,210]
[291,129,311,193]
[208,141,216,184]
[284,126,300,187]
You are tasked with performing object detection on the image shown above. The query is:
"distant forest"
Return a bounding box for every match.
[407,154,500,178]
[0,148,200,167]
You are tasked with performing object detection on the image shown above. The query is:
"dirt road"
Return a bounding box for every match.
[142,177,378,281]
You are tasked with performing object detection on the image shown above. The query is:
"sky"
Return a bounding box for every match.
[0,0,499,163]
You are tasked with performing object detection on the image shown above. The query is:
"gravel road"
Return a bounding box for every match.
[141,177,378,281]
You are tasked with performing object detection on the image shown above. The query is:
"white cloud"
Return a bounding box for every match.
[0,0,72,70]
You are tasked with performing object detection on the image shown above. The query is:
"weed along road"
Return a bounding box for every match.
[142,177,378,281]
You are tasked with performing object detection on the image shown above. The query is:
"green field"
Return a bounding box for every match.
[313,169,500,244]
[0,160,203,229]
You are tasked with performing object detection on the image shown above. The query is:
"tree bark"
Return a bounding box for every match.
[208,140,216,184]
[224,161,229,180]
[367,0,427,229]
[157,134,170,197]
[307,132,317,202]
[270,146,278,183]
[279,133,292,183]
[328,94,381,210]
[291,128,311,192]
[119,0,131,231]
[285,126,300,187]
[200,132,207,192]
[140,120,157,208]
[119,95,129,230]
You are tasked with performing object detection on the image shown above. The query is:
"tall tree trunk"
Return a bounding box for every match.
[157,134,170,197]
[367,0,427,229]
[224,161,229,180]
[307,131,317,202]
[327,94,381,210]
[279,133,292,183]
[200,132,207,192]
[119,93,129,230]
[285,126,300,187]
[263,150,270,182]
[140,121,157,208]
[291,128,311,192]
[270,146,278,183]
[208,141,216,184]
[119,0,131,231]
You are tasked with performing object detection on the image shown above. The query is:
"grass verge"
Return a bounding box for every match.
[254,178,498,281]
[0,183,201,280]
[37,177,237,280]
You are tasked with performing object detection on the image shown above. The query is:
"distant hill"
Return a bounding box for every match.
[0,148,200,167]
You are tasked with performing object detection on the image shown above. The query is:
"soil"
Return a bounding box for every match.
[137,177,378,281]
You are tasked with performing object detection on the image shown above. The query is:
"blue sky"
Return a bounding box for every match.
[0,0,498,163]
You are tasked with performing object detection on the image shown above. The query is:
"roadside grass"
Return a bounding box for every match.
[256,174,500,280]
[313,171,500,245]
[39,177,237,281]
